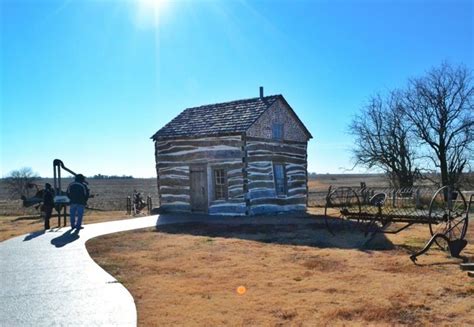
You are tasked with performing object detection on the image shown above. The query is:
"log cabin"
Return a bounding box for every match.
[151,87,312,216]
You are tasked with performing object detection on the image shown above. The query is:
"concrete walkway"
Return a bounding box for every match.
[0,213,322,326]
[0,216,159,326]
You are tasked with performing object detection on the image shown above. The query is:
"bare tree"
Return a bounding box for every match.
[5,167,40,199]
[350,91,418,188]
[404,63,474,187]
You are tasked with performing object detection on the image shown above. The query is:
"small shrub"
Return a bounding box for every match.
[271,309,297,321]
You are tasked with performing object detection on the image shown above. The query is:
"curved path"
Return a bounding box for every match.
[1,213,323,326]
[0,216,159,326]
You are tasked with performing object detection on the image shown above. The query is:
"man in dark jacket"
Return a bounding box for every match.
[42,183,54,230]
[67,174,90,230]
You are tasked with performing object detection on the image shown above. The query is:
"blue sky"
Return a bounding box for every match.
[1,0,473,177]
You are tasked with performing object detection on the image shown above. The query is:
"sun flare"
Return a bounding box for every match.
[134,0,170,28]
[137,0,168,13]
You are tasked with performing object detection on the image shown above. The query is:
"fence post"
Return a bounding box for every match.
[415,188,421,209]
[126,196,131,215]
[392,190,397,208]
[147,196,152,215]
[57,206,61,227]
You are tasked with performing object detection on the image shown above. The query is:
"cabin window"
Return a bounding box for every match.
[273,163,286,195]
[214,169,227,200]
[272,123,284,141]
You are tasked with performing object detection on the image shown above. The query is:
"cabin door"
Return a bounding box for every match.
[190,166,208,212]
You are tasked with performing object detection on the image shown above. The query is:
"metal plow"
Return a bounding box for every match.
[324,186,472,262]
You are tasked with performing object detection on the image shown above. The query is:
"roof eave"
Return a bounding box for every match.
[277,95,313,140]
[151,131,244,141]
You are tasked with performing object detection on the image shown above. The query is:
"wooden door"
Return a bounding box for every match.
[190,166,208,212]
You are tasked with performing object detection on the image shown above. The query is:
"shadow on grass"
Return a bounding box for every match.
[154,213,394,251]
[13,215,42,221]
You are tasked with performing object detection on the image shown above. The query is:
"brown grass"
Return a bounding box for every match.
[307,174,390,191]
[87,209,474,326]
[0,211,132,242]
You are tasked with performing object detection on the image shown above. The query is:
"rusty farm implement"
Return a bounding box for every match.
[21,159,97,227]
[324,186,472,262]
[126,190,152,216]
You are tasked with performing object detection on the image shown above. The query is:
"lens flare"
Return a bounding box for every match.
[237,286,246,295]
[137,0,167,12]
[134,0,169,28]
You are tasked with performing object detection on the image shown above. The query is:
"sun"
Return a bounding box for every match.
[134,0,170,28]
[137,0,168,13]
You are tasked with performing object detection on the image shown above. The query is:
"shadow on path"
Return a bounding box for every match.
[23,230,45,241]
[51,229,80,247]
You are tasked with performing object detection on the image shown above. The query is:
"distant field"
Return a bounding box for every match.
[0,178,159,216]
[309,173,389,190]
[307,174,391,206]
[0,173,418,215]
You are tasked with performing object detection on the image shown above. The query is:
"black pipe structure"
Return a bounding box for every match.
[52,159,77,226]
[53,159,77,196]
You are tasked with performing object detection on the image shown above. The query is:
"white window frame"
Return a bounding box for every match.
[213,168,227,200]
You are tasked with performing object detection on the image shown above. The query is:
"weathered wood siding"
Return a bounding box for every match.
[155,136,245,214]
[246,137,307,215]
[157,165,191,212]
[208,164,246,216]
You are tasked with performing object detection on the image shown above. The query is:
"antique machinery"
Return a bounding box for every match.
[126,190,152,216]
[21,183,43,209]
[324,185,472,262]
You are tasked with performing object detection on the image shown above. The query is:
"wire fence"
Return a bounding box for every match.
[307,186,440,208]
[1,178,472,216]
[87,195,160,212]
[308,190,331,207]
[0,196,161,216]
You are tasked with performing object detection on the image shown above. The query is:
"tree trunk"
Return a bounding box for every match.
[439,156,450,187]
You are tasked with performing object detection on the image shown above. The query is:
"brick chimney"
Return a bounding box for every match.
[259,86,264,98]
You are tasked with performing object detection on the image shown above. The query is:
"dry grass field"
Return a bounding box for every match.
[308,173,389,191]
[0,178,159,215]
[0,178,158,241]
[87,208,474,326]
[0,211,132,242]
[0,177,159,241]
[1,174,473,325]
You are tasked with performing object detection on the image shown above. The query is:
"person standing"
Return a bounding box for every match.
[42,183,54,230]
[67,174,90,230]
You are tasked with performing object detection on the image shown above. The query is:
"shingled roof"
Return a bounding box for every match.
[151,95,282,140]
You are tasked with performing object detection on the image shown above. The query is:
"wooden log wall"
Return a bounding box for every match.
[155,136,245,214]
[155,135,308,215]
[246,137,307,215]
[208,164,246,216]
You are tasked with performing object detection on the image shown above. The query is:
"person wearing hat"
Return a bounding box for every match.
[42,183,54,230]
[67,174,90,230]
